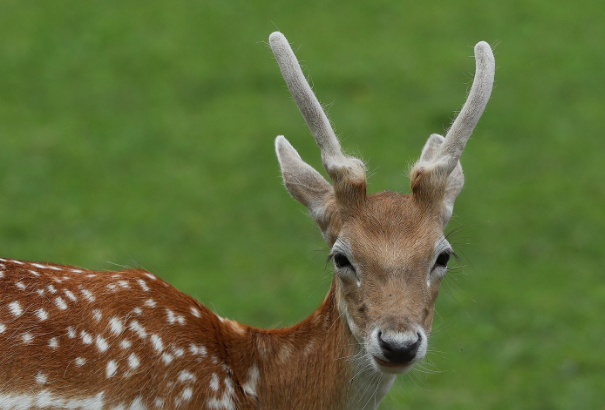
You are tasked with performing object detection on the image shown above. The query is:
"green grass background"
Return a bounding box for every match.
[0,0,604,408]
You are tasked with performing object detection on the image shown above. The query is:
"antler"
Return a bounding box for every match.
[269,32,366,188]
[435,41,495,175]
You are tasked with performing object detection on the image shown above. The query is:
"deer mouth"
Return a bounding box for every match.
[372,356,414,374]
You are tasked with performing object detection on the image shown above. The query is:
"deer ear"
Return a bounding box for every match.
[419,134,464,226]
[275,136,338,241]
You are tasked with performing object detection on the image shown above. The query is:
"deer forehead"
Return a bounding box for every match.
[339,192,443,264]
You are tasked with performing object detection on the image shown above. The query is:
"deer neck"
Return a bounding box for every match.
[220,281,396,410]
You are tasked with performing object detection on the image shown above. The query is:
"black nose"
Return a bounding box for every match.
[378,331,422,364]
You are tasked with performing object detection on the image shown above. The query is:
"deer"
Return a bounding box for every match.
[0,32,494,410]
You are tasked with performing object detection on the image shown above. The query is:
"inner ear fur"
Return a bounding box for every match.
[275,136,342,244]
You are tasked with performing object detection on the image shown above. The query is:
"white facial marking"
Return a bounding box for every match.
[150,334,164,353]
[9,301,23,317]
[109,317,124,335]
[96,335,109,352]
[48,337,59,348]
[128,353,140,369]
[106,360,118,378]
[35,308,49,321]
[54,297,68,310]
[35,372,48,385]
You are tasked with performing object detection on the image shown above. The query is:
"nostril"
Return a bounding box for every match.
[377,332,421,365]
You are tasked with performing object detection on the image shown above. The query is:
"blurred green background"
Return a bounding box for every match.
[0,0,603,408]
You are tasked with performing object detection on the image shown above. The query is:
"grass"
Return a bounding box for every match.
[0,0,604,408]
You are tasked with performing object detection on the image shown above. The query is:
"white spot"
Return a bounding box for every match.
[36,288,45,296]
[76,357,86,366]
[132,307,143,315]
[11,260,24,265]
[172,346,185,357]
[190,307,201,318]
[106,360,118,378]
[48,337,59,349]
[15,281,26,290]
[154,398,164,408]
[96,335,109,352]
[35,372,47,385]
[80,286,95,302]
[177,315,186,325]
[150,334,163,353]
[35,308,48,321]
[28,270,40,276]
[71,268,84,273]
[22,332,34,344]
[86,274,96,278]
[181,387,193,402]
[128,353,140,369]
[54,297,68,310]
[47,285,57,294]
[210,373,219,391]
[64,289,77,302]
[120,339,132,349]
[189,344,207,357]
[67,326,76,338]
[144,299,156,308]
[9,301,23,317]
[161,352,174,365]
[166,309,176,324]
[92,309,102,322]
[128,320,147,340]
[242,365,260,396]
[62,276,70,281]
[31,263,47,269]
[109,317,124,335]
[0,324,6,333]
[178,370,196,383]
[0,271,4,278]
[144,273,157,281]
[81,330,93,345]
[137,279,149,291]
[118,280,129,289]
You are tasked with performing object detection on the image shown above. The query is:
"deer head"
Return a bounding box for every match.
[270,32,494,374]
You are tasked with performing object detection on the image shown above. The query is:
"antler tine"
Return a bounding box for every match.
[269,32,360,181]
[437,41,495,175]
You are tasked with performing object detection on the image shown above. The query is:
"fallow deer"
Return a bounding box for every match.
[0,32,494,409]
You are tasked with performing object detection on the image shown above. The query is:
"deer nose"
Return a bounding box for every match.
[377,331,422,364]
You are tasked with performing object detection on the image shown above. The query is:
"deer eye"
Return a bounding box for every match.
[434,251,451,269]
[333,253,353,270]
